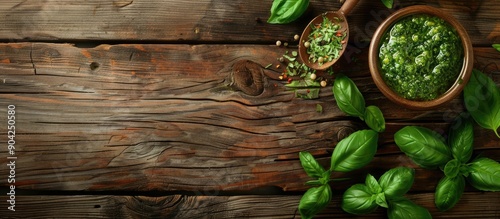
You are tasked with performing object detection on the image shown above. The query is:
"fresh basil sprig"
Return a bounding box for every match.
[268,0,309,24]
[342,167,431,219]
[395,113,500,211]
[298,129,378,218]
[333,75,386,132]
[464,69,500,138]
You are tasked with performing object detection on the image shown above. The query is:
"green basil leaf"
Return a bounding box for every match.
[268,0,309,24]
[378,167,415,198]
[467,157,500,191]
[464,69,500,138]
[364,105,386,133]
[333,75,366,118]
[493,44,500,52]
[435,175,465,211]
[381,0,394,8]
[394,126,452,168]
[299,184,332,219]
[444,159,460,178]
[387,197,432,219]
[375,192,388,208]
[448,113,474,163]
[341,184,378,214]
[330,129,378,172]
[366,174,382,194]
[299,151,326,179]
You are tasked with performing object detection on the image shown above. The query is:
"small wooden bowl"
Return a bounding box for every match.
[368,5,473,110]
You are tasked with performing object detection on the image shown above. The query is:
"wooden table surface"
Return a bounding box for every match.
[0,0,499,218]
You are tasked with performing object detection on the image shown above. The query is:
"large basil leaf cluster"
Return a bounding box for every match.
[298,75,384,219]
[395,113,500,211]
[342,167,432,219]
[298,130,378,219]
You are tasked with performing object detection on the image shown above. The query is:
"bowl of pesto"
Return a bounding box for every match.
[369,5,473,110]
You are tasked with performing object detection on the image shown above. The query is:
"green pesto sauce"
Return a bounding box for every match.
[379,14,463,101]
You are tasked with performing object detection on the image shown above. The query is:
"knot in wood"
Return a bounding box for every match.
[230,60,264,96]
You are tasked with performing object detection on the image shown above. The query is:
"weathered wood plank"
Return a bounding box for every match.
[0,0,498,45]
[1,193,499,218]
[0,43,499,193]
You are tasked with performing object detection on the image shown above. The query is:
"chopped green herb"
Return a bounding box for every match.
[265,63,273,69]
[305,16,346,66]
[316,104,323,113]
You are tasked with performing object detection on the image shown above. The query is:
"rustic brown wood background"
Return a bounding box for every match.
[0,0,499,218]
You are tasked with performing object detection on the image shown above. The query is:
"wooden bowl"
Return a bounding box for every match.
[368,5,473,110]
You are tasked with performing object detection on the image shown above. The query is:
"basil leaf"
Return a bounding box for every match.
[333,75,366,118]
[330,129,378,172]
[364,105,386,133]
[378,167,415,199]
[299,151,326,179]
[467,157,500,191]
[366,174,382,194]
[435,175,465,211]
[268,0,309,24]
[387,197,432,219]
[448,113,474,163]
[375,192,388,208]
[493,44,500,52]
[394,126,452,168]
[444,159,460,178]
[381,0,394,8]
[341,184,378,214]
[464,69,500,138]
[299,184,332,219]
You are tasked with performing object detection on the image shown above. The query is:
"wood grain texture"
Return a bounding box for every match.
[0,43,499,194]
[0,0,498,44]
[0,193,499,218]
